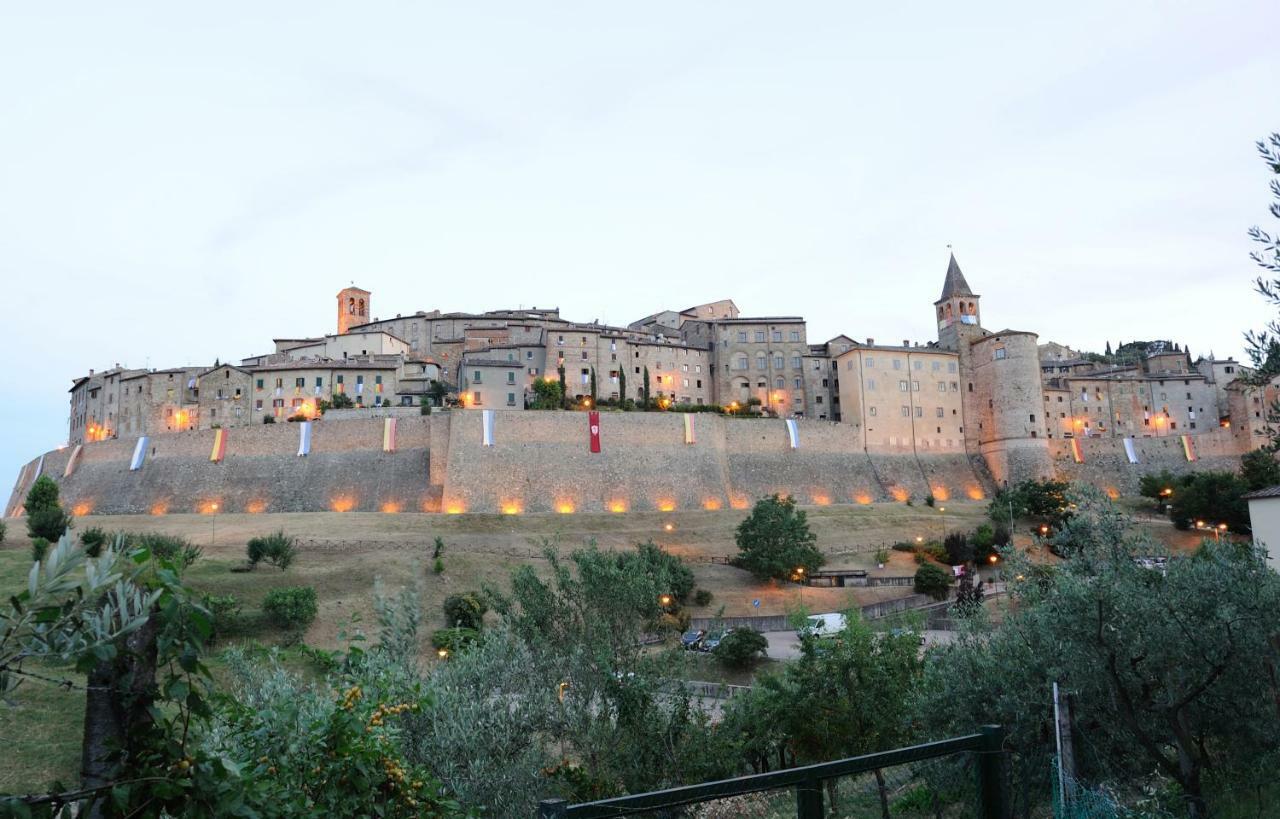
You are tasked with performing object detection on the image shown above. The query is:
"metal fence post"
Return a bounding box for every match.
[537,798,568,819]
[795,775,824,819]
[977,724,1007,819]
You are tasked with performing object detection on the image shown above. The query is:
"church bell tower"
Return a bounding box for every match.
[337,286,371,335]
[934,254,981,351]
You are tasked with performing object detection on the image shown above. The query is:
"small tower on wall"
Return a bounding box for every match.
[934,254,981,351]
[337,286,370,335]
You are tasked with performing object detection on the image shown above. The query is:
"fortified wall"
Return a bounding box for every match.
[4,412,1251,518]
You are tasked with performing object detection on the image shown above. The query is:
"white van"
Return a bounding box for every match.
[800,613,846,638]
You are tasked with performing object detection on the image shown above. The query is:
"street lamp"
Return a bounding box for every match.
[210,502,219,546]
[437,648,449,660]
[658,594,673,608]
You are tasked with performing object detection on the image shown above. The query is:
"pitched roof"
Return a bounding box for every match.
[1243,485,1280,500]
[940,253,975,299]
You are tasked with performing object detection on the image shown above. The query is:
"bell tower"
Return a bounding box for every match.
[337,286,370,335]
[934,253,981,351]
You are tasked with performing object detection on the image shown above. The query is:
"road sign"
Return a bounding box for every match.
[752,599,760,609]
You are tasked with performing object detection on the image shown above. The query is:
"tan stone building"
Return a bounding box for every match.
[459,359,525,410]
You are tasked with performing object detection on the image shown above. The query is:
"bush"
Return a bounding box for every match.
[246,530,297,570]
[0,520,6,544]
[26,505,70,543]
[80,526,107,557]
[203,593,242,642]
[713,628,769,669]
[1168,470,1251,534]
[693,588,714,606]
[992,523,1011,547]
[127,532,201,569]
[263,586,318,632]
[733,494,823,581]
[891,541,916,552]
[262,415,275,424]
[442,593,488,630]
[433,557,445,575]
[914,563,952,601]
[942,531,973,565]
[432,536,445,559]
[430,627,479,655]
[1241,449,1280,491]
[329,392,355,409]
[31,537,50,562]
[623,541,695,603]
[873,547,890,565]
[924,494,936,507]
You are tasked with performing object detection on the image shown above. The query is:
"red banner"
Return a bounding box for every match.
[588,411,601,453]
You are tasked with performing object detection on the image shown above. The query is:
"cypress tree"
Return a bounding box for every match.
[557,363,567,409]
[642,366,651,409]
[618,369,627,406]
[589,368,597,403]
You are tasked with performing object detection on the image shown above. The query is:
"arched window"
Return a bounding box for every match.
[348,297,356,315]
[968,301,975,314]
[358,298,365,313]
[946,303,954,318]
[958,302,967,315]
[937,306,944,320]
[774,376,784,389]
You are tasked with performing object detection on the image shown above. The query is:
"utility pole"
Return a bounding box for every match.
[1053,682,1077,808]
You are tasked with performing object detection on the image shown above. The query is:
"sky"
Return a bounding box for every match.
[1,2,1278,487]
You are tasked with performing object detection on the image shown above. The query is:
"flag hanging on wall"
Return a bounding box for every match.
[785,418,800,450]
[589,411,601,453]
[1069,438,1084,464]
[297,422,312,457]
[383,417,397,453]
[130,436,150,471]
[1123,437,1139,464]
[1181,434,1197,462]
[34,453,45,480]
[210,429,227,463]
[64,445,83,477]
[683,414,696,445]
[482,410,495,447]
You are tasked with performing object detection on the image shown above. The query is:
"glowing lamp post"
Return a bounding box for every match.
[210,502,219,546]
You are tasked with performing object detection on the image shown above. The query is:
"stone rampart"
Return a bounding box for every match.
[5,413,1253,519]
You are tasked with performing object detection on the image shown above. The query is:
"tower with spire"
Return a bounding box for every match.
[934,253,982,352]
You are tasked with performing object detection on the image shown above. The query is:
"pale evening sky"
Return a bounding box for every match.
[1,2,1277,485]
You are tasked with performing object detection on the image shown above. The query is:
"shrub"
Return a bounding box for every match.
[442,592,488,630]
[246,530,297,570]
[914,563,952,601]
[992,523,1011,547]
[203,593,242,642]
[1167,470,1251,534]
[1241,449,1280,491]
[433,557,445,575]
[26,506,70,543]
[287,413,308,423]
[31,537,50,562]
[80,526,107,557]
[430,627,479,655]
[432,536,445,559]
[714,628,769,669]
[943,531,973,565]
[873,547,890,565]
[693,588,714,606]
[924,494,936,507]
[329,392,355,409]
[891,541,916,552]
[624,541,695,603]
[128,532,201,569]
[263,586,318,632]
[262,415,275,424]
[0,519,5,544]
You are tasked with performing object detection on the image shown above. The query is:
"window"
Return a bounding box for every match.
[507,372,515,384]
[901,406,910,416]
[938,382,946,392]
[899,380,909,392]
[295,377,305,388]
[472,391,481,404]
[256,378,264,389]
[866,357,875,368]
[791,356,802,369]
[789,330,800,341]
[912,381,920,392]
[507,392,516,406]
[867,378,877,391]
[914,406,922,417]
[774,355,784,368]
[994,348,1007,360]
[772,330,782,342]
[893,359,902,370]
[581,352,588,360]
[757,354,767,370]
[794,377,802,389]
[737,331,747,342]
[315,377,323,388]
[869,406,877,416]
[775,376,785,388]
[913,360,922,370]
[931,361,941,371]
[936,407,944,417]
[755,331,766,342]
[734,355,748,371]
[1029,414,1036,422]
[947,362,957,373]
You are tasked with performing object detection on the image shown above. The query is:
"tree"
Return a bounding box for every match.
[942,531,972,565]
[913,562,951,601]
[989,478,1072,528]
[24,475,70,542]
[733,494,823,581]
[329,391,354,409]
[1139,469,1184,505]
[713,628,768,669]
[557,363,568,409]
[618,368,627,405]
[442,592,487,630]
[589,367,597,403]
[1167,470,1250,533]
[427,379,449,406]
[916,492,1280,819]
[530,377,563,410]
[419,395,431,415]
[641,366,651,408]
[1240,448,1280,491]
[1244,133,1280,450]
[723,616,922,813]
[952,570,984,615]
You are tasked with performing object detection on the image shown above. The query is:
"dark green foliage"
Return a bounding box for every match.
[530,377,564,409]
[952,571,984,614]
[0,519,5,544]
[1139,469,1182,502]
[419,395,432,415]
[641,366,651,407]
[1167,470,1251,533]
[31,537,50,562]
[713,628,768,669]
[589,367,597,402]
[617,368,627,403]
[891,541,916,552]
[1244,134,1280,452]
[989,478,1072,528]
[433,556,445,574]
[24,475,69,541]
[692,588,713,607]
[431,627,480,654]
[992,523,1011,547]
[26,505,71,543]
[942,531,972,565]
[913,562,951,600]
[80,526,107,557]
[924,493,935,507]
[733,494,823,581]
[557,364,568,408]
[432,536,445,559]
[202,593,241,642]
[1240,448,1280,490]
[442,592,488,630]
[126,532,202,569]
[329,391,355,409]
[246,530,297,570]
[263,586,318,632]
[262,414,276,424]
[428,379,449,405]
[625,541,694,603]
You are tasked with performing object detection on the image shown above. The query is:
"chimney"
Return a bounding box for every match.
[866,338,874,346]
[89,368,94,376]
[903,339,909,348]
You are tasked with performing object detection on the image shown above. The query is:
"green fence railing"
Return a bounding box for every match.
[537,724,1007,819]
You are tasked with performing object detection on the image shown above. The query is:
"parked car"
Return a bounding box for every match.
[699,629,732,652]
[680,629,706,650]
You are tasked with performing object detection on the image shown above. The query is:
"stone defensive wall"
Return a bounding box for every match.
[5,413,1251,518]
[1047,428,1244,495]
